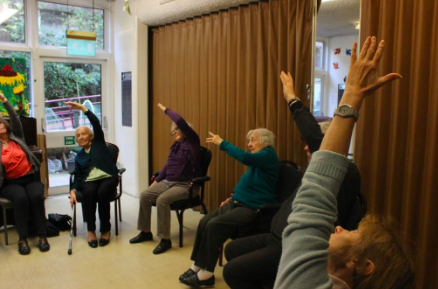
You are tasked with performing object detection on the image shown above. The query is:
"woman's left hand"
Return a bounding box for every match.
[0,92,7,103]
[157,103,167,111]
[206,132,223,146]
[65,101,87,112]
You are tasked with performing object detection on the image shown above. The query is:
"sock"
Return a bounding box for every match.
[197,269,213,280]
[190,263,201,273]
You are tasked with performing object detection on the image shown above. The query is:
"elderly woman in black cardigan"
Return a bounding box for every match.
[0,92,48,255]
[66,101,118,248]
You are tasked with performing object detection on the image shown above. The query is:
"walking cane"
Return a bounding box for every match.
[68,203,76,255]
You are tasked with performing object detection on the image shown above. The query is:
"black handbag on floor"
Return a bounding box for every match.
[48,213,72,231]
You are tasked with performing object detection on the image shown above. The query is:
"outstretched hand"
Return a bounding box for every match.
[65,101,87,112]
[206,132,223,146]
[279,71,297,102]
[342,36,402,109]
[157,103,167,111]
[0,92,7,103]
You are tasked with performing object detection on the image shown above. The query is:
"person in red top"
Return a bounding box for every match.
[0,92,48,255]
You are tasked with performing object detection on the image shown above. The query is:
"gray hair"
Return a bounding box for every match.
[75,126,94,140]
[170,121,193,133]
[246,128,276,148]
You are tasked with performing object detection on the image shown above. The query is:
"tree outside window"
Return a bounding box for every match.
[38,1,104,49]
[0,0,25,43]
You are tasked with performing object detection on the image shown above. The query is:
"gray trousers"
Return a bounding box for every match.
[137,180,195,239]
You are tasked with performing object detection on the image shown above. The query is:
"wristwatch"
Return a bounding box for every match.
[334,104,359,121]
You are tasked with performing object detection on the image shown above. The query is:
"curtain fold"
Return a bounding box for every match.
[357,0,438,287]
[150,0,313,211]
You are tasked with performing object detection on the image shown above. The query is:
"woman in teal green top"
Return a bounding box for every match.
[180,128,279,288]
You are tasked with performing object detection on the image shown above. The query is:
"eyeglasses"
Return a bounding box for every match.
[170,127,180,136]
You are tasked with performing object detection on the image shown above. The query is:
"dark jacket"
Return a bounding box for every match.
[71,110,118,191]
[0,101,41,188]
[289,100,361,229]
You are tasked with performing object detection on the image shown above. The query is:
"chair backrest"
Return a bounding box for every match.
[276,160,303,203]
[199,146,212,177]
[106,142,119,163]
[344,192,367,230]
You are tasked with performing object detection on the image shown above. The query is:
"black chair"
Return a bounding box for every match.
[152,146,212,247]
[70,142,126,236]
[218,160,303,266]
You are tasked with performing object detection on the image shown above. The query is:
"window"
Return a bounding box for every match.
[313,77,322,116]
[0,0,25,43]
[38,1,104,49]
[43,61,102,131]
[315,41,324,70]
[0,50,31,116]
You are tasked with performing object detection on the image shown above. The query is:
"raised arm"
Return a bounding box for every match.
[65,101,104,142]
[275,37,402,289]
[206,132,275,168]
[280,71,323,153]
[0,92,25,140]
[158,103,200,144]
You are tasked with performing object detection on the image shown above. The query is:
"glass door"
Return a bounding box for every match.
[40,58,105,195]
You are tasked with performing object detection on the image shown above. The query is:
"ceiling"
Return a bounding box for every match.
[129,0,360,38]
[317,0,360,37]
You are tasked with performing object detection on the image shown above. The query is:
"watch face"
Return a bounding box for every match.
[339,106,350,114]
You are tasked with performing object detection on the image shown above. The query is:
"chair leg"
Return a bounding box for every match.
[118,198,122,221]
[114,201,119,236]
[175,210,185,248]
[3,207,8,245]
[201,203,208,215]
[219,244,224,266]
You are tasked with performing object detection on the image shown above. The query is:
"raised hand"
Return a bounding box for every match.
[342,36,402,109]
[0,92,7,103]
[279,71,297,102]
[157,103,167,111]
[206,132,223,146]
[65,101,87,112]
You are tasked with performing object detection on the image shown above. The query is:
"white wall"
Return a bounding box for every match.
[112,0,149,196]
[326,34,359,116]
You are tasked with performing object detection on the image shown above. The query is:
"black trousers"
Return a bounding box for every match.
[223,233,282,289]
[0,173,46,238]
[80,176,118,233]
[190,201,257,272]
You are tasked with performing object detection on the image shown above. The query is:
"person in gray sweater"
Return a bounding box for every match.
[275,37,415,289]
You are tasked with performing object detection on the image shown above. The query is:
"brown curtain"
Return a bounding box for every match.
[150,0,313,211]
[357,0,438,288]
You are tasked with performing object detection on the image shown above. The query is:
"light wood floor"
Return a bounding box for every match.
[0,193,228,289]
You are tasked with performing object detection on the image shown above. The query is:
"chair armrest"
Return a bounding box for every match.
[192,176,211,185]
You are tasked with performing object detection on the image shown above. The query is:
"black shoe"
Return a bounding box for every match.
[18,239,31,255]
[129,232,153,244]
[88,240,98,248]
[38,237,50,252]
[99,232,111,247]
[181,274,215,288]
[179,269,196,282]
[153,239,172,254]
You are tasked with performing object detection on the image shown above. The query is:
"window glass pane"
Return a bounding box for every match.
[313,77,322,116]
[44,62,102,131]
[315,41,324,70]
[47,146,80,188]
[0,0,25,43]
[0,50,31,116]
[38,1,104,49]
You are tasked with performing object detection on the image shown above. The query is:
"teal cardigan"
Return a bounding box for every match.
[220,140,279,210]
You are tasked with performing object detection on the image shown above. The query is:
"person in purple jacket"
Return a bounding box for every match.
[130,103,201,254]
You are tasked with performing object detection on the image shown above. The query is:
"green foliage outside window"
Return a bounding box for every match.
[44,62,101,103]
[0,0,25,43]
[38,1,104,49]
